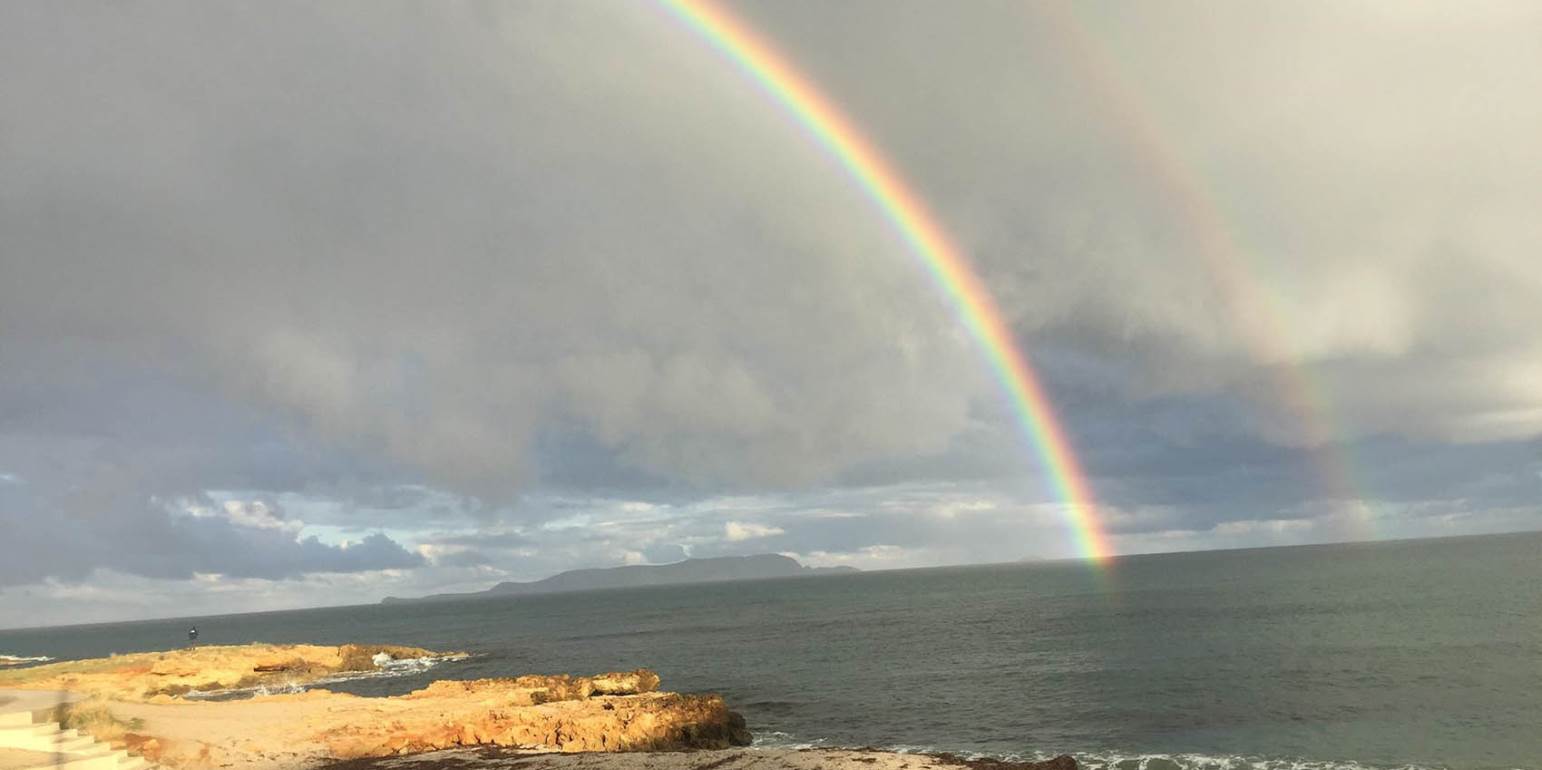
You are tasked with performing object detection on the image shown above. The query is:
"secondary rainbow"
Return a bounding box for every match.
[1038,4,1370,530]
[659,0,1111,561]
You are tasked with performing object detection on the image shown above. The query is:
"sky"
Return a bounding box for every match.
[2,0,1540,628]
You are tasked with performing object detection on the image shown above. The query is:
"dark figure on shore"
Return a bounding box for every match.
[187,626,198,645]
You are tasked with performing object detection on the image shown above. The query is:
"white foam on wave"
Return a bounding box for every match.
[183,653,469,701]
[750,731,829,750]
[740,737,1455,770]
[184,681,311,700]
[310,653,471,686]
[1016,750,1449,770]
[0,654,53,665]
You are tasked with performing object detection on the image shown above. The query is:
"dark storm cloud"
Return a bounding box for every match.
[727,0,1542,443]
[0,483,422,587]
[0,0,977,499]
[0,350,426,587]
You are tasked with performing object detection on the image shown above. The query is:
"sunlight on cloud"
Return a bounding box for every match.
[724,521,786,542]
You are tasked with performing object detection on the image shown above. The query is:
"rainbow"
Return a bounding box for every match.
[1039,4,1369,529]
[659,0,1111,561]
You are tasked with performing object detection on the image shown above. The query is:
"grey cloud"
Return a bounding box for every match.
[642,543,689,564]
[429,549,495,569]
[0,483,422,587]
[0,350,436,587]
[731,0,1542,444]
[431,531,532,549]
[0,567,489,629]
[3,0,1542,612]
[0,0,979,502]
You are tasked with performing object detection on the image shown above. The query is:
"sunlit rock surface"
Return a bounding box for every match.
[0,646,750,770]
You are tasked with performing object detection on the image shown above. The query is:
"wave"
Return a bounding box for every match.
[0,654,53,666]
[1033,751,1450,770]
[746,734,1464,770]
[183,681,309,701]
[183,653,468,701]
[751,731,829,750]
[309,652,470,685]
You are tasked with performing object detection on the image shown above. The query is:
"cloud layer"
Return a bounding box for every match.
[0,1,978,497]
[2,1,1540,622]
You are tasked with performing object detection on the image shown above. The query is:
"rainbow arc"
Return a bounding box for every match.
[661,0,1111,561]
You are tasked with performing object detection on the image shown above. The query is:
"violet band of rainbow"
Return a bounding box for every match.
[660,0,1111,562]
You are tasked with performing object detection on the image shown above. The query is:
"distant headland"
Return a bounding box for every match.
[382,554,857,604]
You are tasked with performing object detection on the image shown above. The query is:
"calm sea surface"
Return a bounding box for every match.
[3,533,1540,770]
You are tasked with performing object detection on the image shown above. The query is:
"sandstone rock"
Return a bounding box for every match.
[0,643,459,700]
[9,647,752,768]
[404,669,661,706]
[727,710,753,746]
[136,737,161,757]
[323,688,750,758]
[930,753,1078,770]
[590,669,660,695]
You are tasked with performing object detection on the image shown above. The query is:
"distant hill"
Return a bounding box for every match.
[381,554,857,604]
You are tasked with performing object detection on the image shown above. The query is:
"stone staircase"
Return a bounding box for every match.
[0,695,150,770]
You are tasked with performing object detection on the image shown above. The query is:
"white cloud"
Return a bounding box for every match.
[178,499,303,534]
[1212,518,1315,537]
[223,500,301,533]
[724,521,786,542]
[930,499,999,519]
[414,543,483,566]
[0,567,490,629]
[789,545,921,569]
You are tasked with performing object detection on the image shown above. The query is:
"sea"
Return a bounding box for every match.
[2,531,1540,770]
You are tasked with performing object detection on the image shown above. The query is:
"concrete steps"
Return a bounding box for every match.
[0,704,153,770]
[1,723,99,752]
[0,711,36,729]
[0,751,144,770]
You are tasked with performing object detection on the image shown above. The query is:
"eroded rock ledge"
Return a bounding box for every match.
[317,746,1080,770]
[1,645,751,770]
[324,672,752,758]
[0,643,460,700]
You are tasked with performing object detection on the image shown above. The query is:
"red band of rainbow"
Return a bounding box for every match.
[661,0,1111,562]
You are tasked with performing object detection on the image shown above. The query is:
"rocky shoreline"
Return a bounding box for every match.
[0,645,752,769]
[0,643,464,701]
[315,746,1078,770]
[1,645,1076,770]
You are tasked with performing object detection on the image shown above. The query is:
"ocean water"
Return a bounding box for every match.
[2,532,1540,770]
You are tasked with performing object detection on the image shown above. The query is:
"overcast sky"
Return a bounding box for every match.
[3,0,1540,628]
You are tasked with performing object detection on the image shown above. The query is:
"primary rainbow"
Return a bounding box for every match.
[659,0,1111,562]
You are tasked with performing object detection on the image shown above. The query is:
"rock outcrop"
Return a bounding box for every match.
[930,753,1079,770]
[325,688,751,757]
[324,670,748,756]
[314,747,1074,770]
[3,646,751,770]
[403,669,663,704]
[0,644,458,700]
